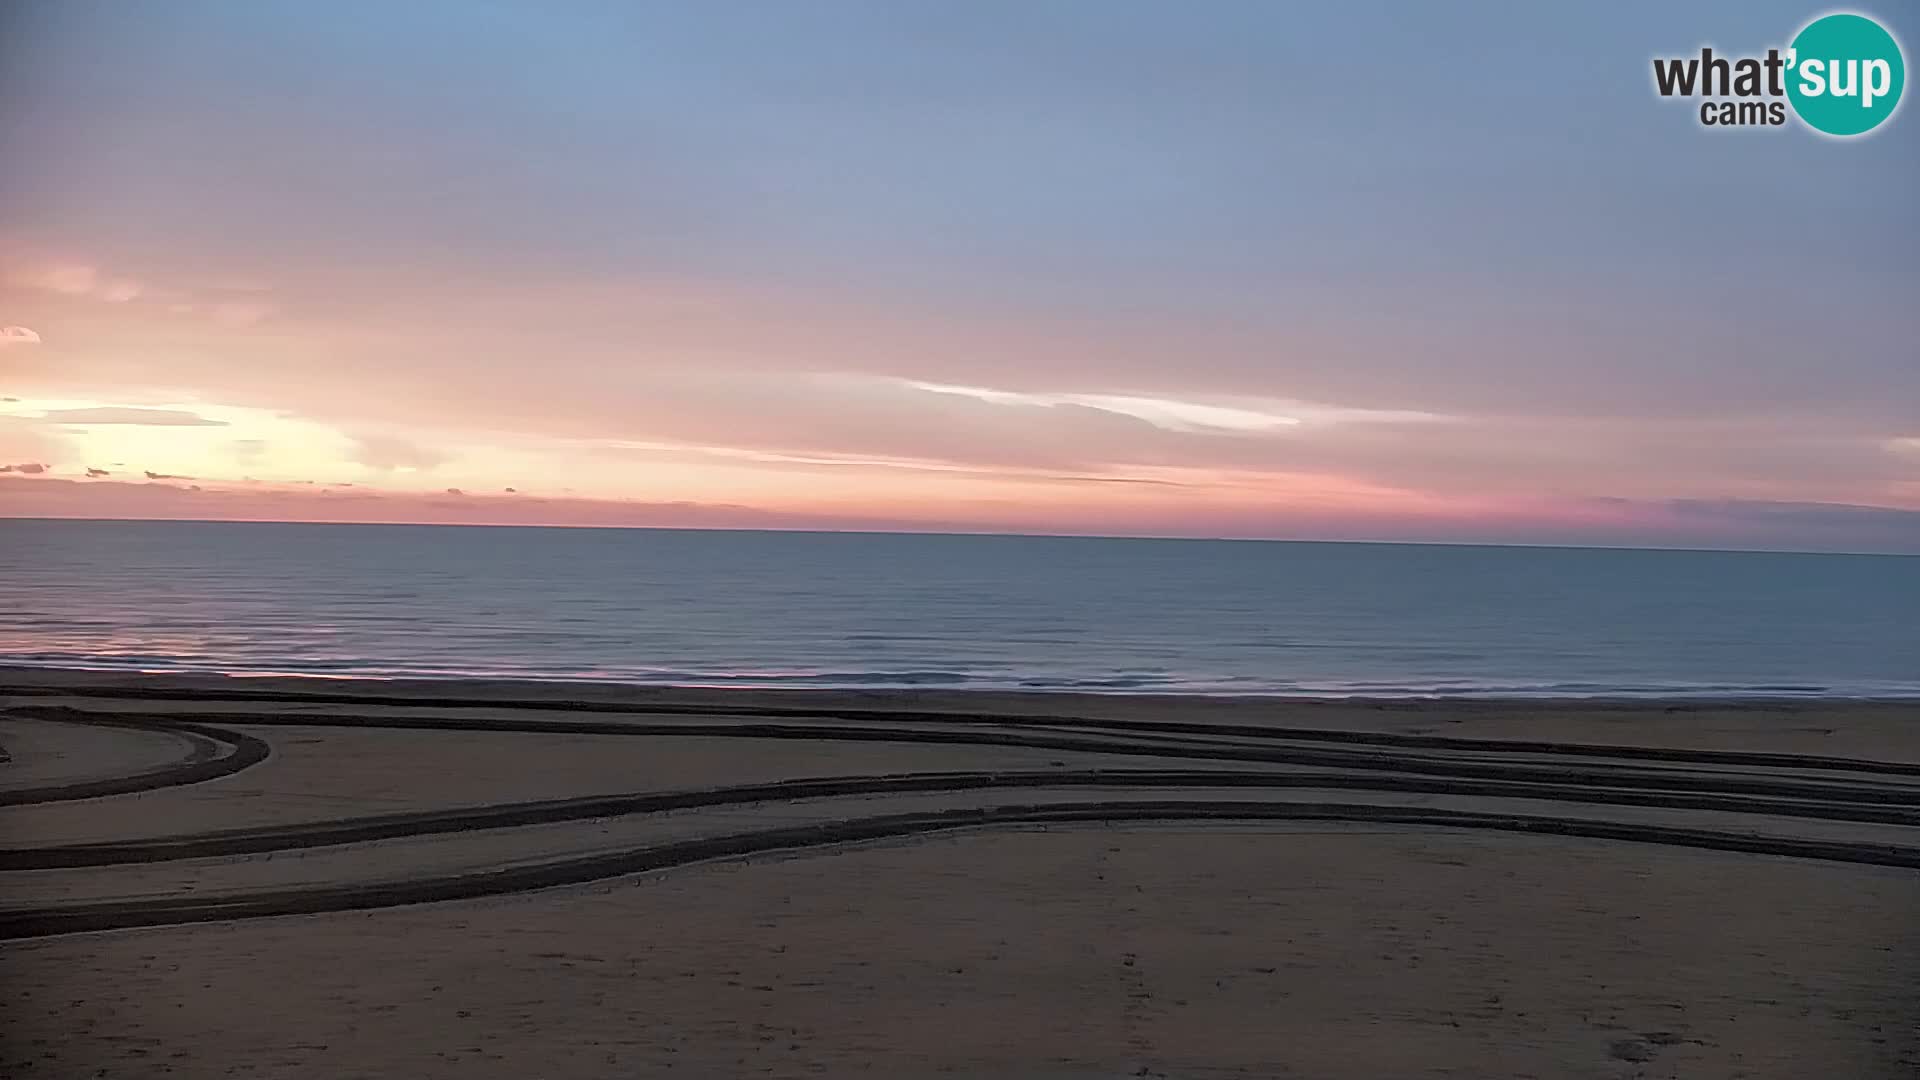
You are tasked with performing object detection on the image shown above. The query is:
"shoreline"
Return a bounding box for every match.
[5,663,1920,706]
[6,663,1919,770]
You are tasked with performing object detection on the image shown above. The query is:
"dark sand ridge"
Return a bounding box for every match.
[2,671,1917,1077]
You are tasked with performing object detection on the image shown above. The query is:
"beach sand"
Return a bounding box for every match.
[2,670,1917,1078]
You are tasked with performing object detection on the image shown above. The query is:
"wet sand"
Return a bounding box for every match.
[2,670,1917,1078]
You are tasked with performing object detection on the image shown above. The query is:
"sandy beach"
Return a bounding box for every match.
[9,1,1915,1075]
[2,669,1917,1078]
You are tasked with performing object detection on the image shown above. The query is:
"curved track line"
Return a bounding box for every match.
[9,682,1917,776]
[8,705,1915,938]
[12,706,1918,808]
[4,799,1918,940]
[7,765,1919,871]
[0,718,270,807]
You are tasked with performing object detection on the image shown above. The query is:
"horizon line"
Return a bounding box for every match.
[2,514,1913,560]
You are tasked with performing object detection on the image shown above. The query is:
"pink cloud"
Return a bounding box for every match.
[209,300,275,326]
[4,258,264,320]
[10,263,98,296]
[0,475,877,531]
[43,407,227,427]
[0,325,42,347]
[6,262,143,302]
[350,434,446,471]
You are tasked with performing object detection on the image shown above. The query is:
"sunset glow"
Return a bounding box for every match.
[1,2,1915,552]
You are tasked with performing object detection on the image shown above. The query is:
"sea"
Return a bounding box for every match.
[1,519,1915,698]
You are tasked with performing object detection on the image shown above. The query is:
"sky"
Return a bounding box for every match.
[1,1,1916,552]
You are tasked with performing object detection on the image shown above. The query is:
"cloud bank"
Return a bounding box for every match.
[41,407,229,427]
[4,476,1916,554]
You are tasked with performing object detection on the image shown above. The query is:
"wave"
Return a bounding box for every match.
[4,653,1917,699]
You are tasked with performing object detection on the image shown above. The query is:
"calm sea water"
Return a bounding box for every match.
[1,519,1915,697]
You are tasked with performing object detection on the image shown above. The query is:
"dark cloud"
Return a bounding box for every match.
[0,462,49,474]
[445,487,464,496]
[144,470,195,481]
[85,467,110,477]
[1658,499,1920,539]
[42,407,229,427]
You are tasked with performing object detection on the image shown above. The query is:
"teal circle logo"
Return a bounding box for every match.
[1786,13,1905,136]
